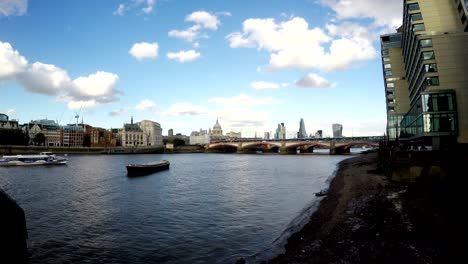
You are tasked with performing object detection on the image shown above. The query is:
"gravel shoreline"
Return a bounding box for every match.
[265,151,467,263]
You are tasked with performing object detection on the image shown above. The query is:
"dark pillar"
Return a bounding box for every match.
[0,188,28,263]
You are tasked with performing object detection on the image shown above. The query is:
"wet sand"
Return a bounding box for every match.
[267,151,468,264]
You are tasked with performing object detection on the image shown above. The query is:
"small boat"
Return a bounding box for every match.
[315,189,328,197]
[0,152,68,166]
[126,160,170,176]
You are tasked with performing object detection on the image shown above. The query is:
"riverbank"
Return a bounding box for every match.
[267,151,467,263]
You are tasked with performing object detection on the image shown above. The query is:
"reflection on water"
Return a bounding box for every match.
[0,153,350,263]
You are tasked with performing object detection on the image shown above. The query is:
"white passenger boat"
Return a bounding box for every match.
[0,152,68,166]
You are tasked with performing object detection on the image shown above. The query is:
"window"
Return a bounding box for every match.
[383,57,391,62]
[424,64,438,72]
[410,13,423,21]
[386,77,400,82]
[420,39,433,48]
[426,76,440,86]
[413,23,426,31]
[408,3,420,11]
[382,49,389,56]
[387,98,396,104]
[387,82,395,88]
[384,63,392,69]
[422,51,435,60]
[388,106,395,111]
[385,70,393,76]
[387,91,395,96]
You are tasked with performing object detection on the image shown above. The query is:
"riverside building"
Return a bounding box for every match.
[381,0,468,148]
[332,124,343,138]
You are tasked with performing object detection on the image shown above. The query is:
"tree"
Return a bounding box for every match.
[83,134,91,147]
[173,138,186,146]
[0,129,29,146]
[33,133,46,146]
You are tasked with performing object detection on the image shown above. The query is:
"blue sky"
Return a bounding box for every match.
[0,0,403,137]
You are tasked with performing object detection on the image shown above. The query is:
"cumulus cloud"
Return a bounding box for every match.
[208,94,274,106]
[113,0,156,16]
[226,17,378,71]
[186,11,220,30]
[135,99,156,111]
[166,50,201,63]
[113,4,126,16]
[129,42,159,60]
[162,103,208,116]
[0,0,27,17]
[295,73,335,88]
[109,108,128,116]
[0,42,28,79]
[168,11,223,42]
[250,81,280,90]
[320,0,402,30]
[0,41,120,110]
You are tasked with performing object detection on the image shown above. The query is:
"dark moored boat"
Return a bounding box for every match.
[126,160,170,176]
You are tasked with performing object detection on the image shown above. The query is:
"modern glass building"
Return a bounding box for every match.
[332,123,343,138]
[381,0,468,148]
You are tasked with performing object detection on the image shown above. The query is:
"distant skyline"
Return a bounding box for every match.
[0,0,403,137]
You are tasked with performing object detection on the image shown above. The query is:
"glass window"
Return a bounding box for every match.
[386,77,400,82]
[408,3,420,11]
[424,63,438,72]
[422,51,435,60]
[385,70,393,76]
[413,23,425,31]
[410,13,423,21]
[387,91,395,96]
[426,76,440,86]
[420,39,433,48]
[388,106,395,111]
[384,63,392,69]
[387,82,395,88]
[382,49,389,56]
[383,57,391,62]
[387,98,396,104]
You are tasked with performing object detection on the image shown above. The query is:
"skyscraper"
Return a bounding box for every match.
[381,0,468,147]
[314,130,323,139]
[297,118,307,139]
[332,124,343,138]
[275,123,286,140]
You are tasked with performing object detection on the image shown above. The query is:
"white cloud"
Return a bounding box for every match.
[208,94,274,107]
[295,73,335,88]
[0,41,120,110]
[281,83,290,87]
[142,0,155,14]
[0,0,27,17]
[6,109,17,116]
[17,62,71,95]
[193,42,200,48]
[113,4,126,16]
[67,100,98,110]
[168,11,222,42]
[109,108,128,116]
[0,42,28,79]
[320,0,402,30]
[186,11,220,30]
[162,103,208,116]
[113,0,156,16]
[135,99,156,111]
[217,109,271,129]
[167,50,201,63]
[168,25,201,42]
[250,81,280,90]
[129,42,159,61]
[227,17,378,72]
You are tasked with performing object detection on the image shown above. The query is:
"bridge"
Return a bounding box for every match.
[206,137,382,154]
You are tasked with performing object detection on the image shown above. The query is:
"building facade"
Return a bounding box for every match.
[63,124,84,147]
[332,124,343,138]
[121,117,146,147]
[264,132,270,140]
[0,113,19,129]
[136,120,163,146]
[381,0,468,147]
[314,130,323,139]
[297,118,307,139]
[226,131,242,138]
[274,123,286,140]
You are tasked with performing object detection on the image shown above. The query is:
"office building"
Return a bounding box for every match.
[121,117,146,147]
[381,0,468,147]
[264,132,270,140]
[0,113,19,129]
[332,124,343,138]
[297,118,308,139]
[137,120,163,146]
[274,123,286,140]
[314,130,323,139]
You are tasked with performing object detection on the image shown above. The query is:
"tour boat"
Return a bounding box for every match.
[126,160,170,177]
[0,152,68,166]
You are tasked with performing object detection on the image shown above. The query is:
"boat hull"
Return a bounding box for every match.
[126,161,170,176]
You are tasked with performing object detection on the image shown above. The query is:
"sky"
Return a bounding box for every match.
[0,0,403,138]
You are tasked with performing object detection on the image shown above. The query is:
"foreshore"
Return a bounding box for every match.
[265,151,467,263]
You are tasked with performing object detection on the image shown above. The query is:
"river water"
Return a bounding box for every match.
[0,153,352,263]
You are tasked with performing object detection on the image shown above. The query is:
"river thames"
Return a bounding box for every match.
[0,153,352,263]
